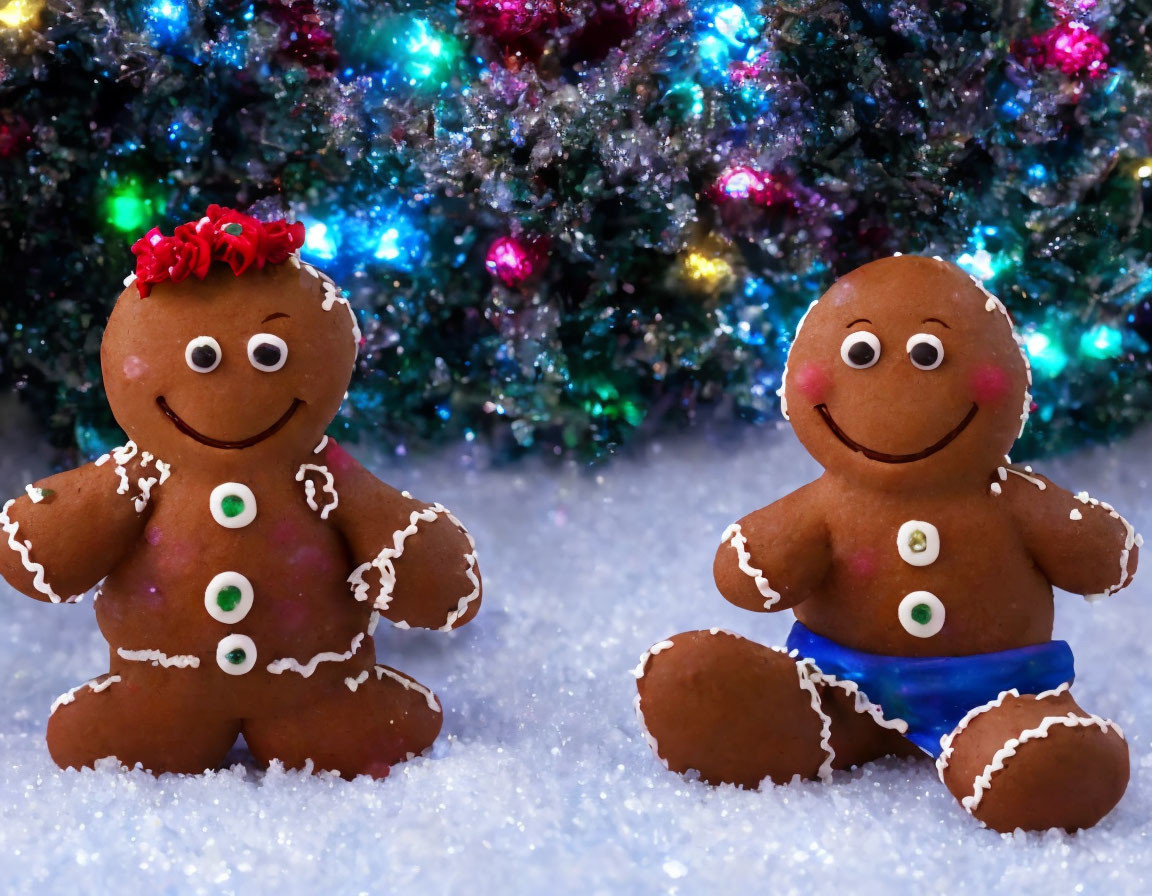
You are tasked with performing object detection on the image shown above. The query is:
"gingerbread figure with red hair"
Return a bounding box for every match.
[1,206,482,777]
[635,255,1139,832]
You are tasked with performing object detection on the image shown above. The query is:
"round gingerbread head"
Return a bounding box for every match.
[101,206,361,469]
[781,255,1031,490]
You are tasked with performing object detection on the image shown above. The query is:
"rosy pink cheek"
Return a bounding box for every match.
[848,548,877,579]
[792,362,832,404]
[969,363,1011,403]
[122,355,149,380]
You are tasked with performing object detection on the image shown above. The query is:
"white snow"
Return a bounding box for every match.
[1,414,1151,893]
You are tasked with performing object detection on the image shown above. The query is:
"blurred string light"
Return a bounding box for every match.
[104,179,162,234]
[145,0,190,46]
[955,225,1016,282]
[300,206,425,272]
[0,0,42,28]
[1079,323,1124,359]
[697,2,759,77]
[397,18,459,87]
[1135,159,1152,179]
[1024,330,1069,379]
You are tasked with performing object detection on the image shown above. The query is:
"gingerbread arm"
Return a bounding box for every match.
[301,438,481,631]
[713,483,830,613]
[0,444,164,602]
[998,465,1140,599]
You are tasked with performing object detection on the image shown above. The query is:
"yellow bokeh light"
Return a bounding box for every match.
[682,251,732,284]
[0,0,42,28]
[1136,160,1152,180]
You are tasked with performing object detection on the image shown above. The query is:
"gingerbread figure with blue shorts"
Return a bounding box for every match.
[0,206,482,777]
[635,255,1139,832]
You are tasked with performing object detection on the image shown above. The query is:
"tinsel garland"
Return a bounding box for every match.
[0,0,1150,461]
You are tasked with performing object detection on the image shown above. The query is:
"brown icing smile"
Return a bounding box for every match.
[815,402,978,464]
[156,396,304,449]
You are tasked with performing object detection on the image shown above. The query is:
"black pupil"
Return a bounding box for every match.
[911,341,939,367]
[253,343,282,367]
[190,344,217,369]
[847,340,875,366]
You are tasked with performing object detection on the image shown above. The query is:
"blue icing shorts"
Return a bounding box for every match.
[784,622,1076,756]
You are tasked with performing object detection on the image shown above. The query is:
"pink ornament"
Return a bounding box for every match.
[714,167,790,207]
[485,236,538,286]
[457,0,560,44]
[1022,21,1109,79]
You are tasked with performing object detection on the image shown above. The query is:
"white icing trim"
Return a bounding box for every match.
[719,523,781,609]
[117,647,200,668]
[24,485,45,503]
[808,670,909,734]
[0,499,69,603]
[313,435,329,455]
[777,299,820,420]
[267,631,365,677]
[634,692,669,770]
[1069,509,1083,521]
[302,262,362,345]
[1071,491,1140,601]
[632,640,675,679]
[95,442,170,512]
[374,665,441,712]
[976,281,1033,438]
[1005,468,1046,490]
[795,660,835,782]
[1033,681,1072,701]
[50,675,122,715]
[344,669,370,692]
[936,689,1020,783]
[989,482,1002,496]
[962,713,1124,814]
[123,272,137,287]
[296,463,338,519]
[347,502,481,631]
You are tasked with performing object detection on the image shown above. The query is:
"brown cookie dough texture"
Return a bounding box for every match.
[1,246,482,778]
[636,255,1139,832]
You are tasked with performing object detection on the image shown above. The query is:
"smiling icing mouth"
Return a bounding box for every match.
[815,403,978,464]
[156,397,304,449]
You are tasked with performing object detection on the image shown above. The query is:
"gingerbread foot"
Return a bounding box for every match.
[243,665,443,779]
[936,686,1129,832]
[634,630,830,787]
[47,671,241,774]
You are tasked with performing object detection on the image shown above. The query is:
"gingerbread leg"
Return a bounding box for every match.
[634,629,912,787]
[243,665,444,780]
[936,685,1128,832]
[47,672,241,774]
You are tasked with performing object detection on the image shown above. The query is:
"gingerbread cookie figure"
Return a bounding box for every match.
[0,206,481,777]
[635,255,1139,832]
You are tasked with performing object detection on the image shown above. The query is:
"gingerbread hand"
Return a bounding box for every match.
[713,483,830,613]
[0,443,165,602]
[996,464,1140,600]
[307,438,482,631]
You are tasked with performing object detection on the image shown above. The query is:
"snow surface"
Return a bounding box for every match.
[2,413,1151,895]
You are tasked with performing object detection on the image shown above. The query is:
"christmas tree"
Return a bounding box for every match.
[1,0,1149,461]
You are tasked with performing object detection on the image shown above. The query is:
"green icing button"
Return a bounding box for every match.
[910,603,933,625]
[225,648,247,665]
[216,585,242,612]
[220,495,245,518]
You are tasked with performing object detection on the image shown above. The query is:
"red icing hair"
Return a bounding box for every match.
[130,205,306,298]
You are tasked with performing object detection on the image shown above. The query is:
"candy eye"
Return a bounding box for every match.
[907,333,944,370]
[185,336,221,373]
[840,331,881,369]
[247,333,288,372]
